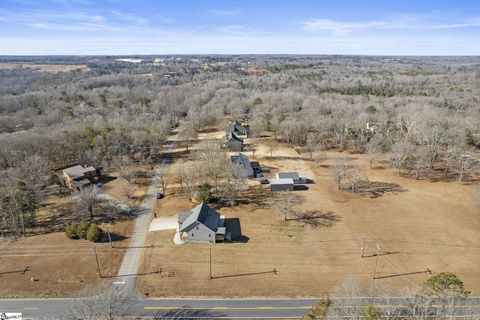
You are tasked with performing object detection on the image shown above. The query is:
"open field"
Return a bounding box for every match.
[0,63,90,72]
[0,220,132,298]
[138,132,480,297]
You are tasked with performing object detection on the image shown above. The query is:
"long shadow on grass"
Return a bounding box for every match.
[290,210,341,229]
[211,269,277,280]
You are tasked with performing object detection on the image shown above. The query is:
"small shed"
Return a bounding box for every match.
[269,178,294,192]
[276,172,306,184]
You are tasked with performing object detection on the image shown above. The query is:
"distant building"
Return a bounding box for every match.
[227,121,249,138]
[62,165,100,190]
[115,58,143,63]
[269,178,294,192]
[366,122,377,133]
[230,153,254,178]
[178,203,226,243]
[223,132,244,152]
[276,172,306,184]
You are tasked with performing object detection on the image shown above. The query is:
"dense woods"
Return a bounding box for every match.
[0,55,479,238]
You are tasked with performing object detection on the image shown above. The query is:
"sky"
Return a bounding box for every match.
[0,0,479,55]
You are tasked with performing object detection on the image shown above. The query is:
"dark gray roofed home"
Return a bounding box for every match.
[223,132,244,152]
[227,121,249,138]
[178,203,226,243]
[230,153,254,178]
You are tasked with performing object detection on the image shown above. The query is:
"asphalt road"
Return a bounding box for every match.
[3,297,480,319]
[0,297,317,319]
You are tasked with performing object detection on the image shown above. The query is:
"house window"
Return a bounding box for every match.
[209,234,211,237]
[191,233,194,237]
[196,226,199,230]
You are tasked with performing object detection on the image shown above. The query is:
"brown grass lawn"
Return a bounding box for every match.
[137,133,480,297]
[0,220,132,298]
[0,63,90,73]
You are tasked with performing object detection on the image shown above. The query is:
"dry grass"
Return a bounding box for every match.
[0,63,90,73]
[137,132,480,297]
[0,220,132,298]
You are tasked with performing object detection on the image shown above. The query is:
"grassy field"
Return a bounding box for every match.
[0,220,132,298]
[137,132,480,297]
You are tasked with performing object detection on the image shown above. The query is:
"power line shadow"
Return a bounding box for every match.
[0,266,30,276]
[211,269,277,280]
[363,251,400,258]
[374,269,432,280]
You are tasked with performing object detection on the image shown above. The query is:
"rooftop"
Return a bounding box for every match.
[269,178,294,185]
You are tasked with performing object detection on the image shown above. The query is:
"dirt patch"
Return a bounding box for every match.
[137,132,480,297]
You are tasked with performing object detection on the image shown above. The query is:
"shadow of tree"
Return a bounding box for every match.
[356,180,406,198]
[154,308,225,320]
[291,210,341,229]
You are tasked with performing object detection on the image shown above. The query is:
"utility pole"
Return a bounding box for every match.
[93,244,102,278]
[373,243,380,280]
[106,227,113,248]
[361,239,366,258]
[209,245,213,279]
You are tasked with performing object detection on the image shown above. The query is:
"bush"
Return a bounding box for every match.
[196,183,212,203]
[86,224,102,242]
[66,220,101,242]
[65,224,78,239]
[75,220,90,239]
[363,305,380,320]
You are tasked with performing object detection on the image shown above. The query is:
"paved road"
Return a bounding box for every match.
[3,297,480,319]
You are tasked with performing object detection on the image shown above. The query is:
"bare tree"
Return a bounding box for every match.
[349,167,364,193]
[390,141,415,175]
[270,191,298,221]
[331,158,348,190]
[157,173,168,196]
[72,186,99,221]
[61,283,133,320]
[113,156,135,184]
[177,120,197,152]
[267,139,278,158]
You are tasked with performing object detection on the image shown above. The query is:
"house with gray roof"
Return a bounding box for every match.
[62,165,100,190]
[178,203,226,243]
[227,121,249,138]
[230,153,254,178]
[222,132,244,152]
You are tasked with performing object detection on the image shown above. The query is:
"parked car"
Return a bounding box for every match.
[156,192,163,199]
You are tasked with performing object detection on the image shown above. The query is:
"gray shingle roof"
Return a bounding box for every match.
[63,165,97,180]
[230,153,253,177]
[277,172,300,180]
[269,178,294,185]
[228,121,248,135]
[178,203,220,232]
[224,132,243,143]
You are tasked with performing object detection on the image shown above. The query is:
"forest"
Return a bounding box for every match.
[0,55,479,238]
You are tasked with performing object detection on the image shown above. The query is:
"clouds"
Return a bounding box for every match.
[295,15,480,33]
[111,10,149,25]
[0,0,479,55]
[206,8,240,16]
